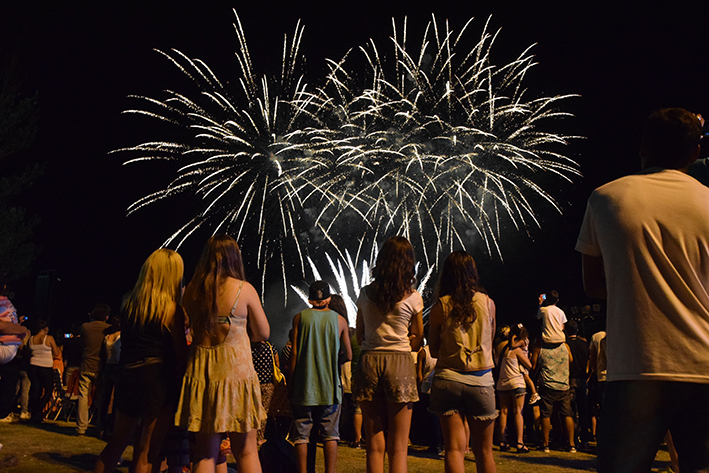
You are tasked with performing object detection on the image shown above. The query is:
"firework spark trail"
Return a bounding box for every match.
[297,14,581,268]
[292,251,432,327]
[115,11,354,301]
[117,12,580,302]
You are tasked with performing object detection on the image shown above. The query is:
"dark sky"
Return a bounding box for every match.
[2,1,708,346]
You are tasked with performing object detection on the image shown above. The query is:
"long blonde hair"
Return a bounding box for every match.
[183,234,245,338]
[122,248,184,329]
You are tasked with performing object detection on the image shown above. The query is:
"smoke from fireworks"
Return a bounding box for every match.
[117,11,580,301]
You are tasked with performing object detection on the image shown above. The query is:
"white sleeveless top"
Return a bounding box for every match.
[30,335,53,368]
[496,349,525,391]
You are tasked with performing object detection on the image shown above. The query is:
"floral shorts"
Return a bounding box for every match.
[352,351,419,404]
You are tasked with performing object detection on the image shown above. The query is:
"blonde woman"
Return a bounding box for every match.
[94,249,188,473]
[175,234,270,473]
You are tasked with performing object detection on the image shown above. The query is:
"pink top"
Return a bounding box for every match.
[0,296,22,346]
[356,287,423,352]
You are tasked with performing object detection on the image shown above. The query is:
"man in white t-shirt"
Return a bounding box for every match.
[576,108,709,472]
[536,291,567,344]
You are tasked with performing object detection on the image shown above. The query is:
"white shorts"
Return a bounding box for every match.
[0,344,18,364]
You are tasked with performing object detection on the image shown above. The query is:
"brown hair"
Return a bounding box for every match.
[183,234,245,337]
[641,108,703,169]
[434,250,480,330]
[372,236,416,315]
[328,294,348,320]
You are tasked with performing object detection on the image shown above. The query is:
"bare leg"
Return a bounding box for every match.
[523,374,537,395]
[497,392,510,447]
[193,433,221,473]
[134,404,177,473]
[468,417,497,473]
[229,429,261,473]
[360,399,386,473]
[215,461,228,473]
[513,395,526,447]
[322,439,338,473]
[565,416,576,448]
[93,411,139,473]
[295,443,308,473]
[532,405,541,433]
[353,411,363,444]
[541,417,551,448]
[463,416,470,453]
[439,412,467,473]
[386,401,413,473]
[591,416,597,438]
[131,414,158,473]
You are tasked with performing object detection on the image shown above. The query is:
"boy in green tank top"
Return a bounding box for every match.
[288,281,352,473]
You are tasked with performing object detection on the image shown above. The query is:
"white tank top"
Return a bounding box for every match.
[496,349,525,391]
[30,335,53,368]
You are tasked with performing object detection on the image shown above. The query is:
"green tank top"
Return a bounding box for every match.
[291,309,342,406]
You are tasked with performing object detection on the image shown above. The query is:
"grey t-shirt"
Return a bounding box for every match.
[80,320,110,373]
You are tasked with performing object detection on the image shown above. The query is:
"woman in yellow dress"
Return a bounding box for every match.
[175,235,270,473]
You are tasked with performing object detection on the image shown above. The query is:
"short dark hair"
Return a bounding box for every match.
[35,318,49,332]
[641,108,703,169]
[546,290,559,305]
[566,319,579,336]
[91,303,111,321]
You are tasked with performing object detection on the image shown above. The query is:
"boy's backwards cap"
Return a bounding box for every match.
[309,281,331,301]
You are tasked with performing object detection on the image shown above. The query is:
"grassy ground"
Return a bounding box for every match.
[0,418,673,472]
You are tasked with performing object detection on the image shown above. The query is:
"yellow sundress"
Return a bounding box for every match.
[175,281,266,433]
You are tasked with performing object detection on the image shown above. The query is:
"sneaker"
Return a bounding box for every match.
[542,445,550,453]
[19,412,30,420]
[529,392,541,404]
[568,446,577,453]
[0,414,16,423]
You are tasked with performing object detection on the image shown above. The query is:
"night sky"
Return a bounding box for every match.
[2,1,708,347]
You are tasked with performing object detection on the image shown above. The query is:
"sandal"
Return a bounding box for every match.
[499,442,509,452]
[516,444,530,453]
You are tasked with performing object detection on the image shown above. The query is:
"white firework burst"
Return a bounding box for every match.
[298,15,581,267]
[117,12,580,302]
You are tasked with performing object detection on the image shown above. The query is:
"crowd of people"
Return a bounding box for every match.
[0,236,616,473]
[0,107,708,473]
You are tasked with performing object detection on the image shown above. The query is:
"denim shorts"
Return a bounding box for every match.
[287,404,341,445]
[499,387,527,398]
[429,378,498,420]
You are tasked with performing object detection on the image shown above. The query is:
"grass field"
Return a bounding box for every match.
[0,418,673,472]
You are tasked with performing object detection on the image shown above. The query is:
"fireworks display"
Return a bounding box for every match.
[291,250,434,327]
[117,11,580,302]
